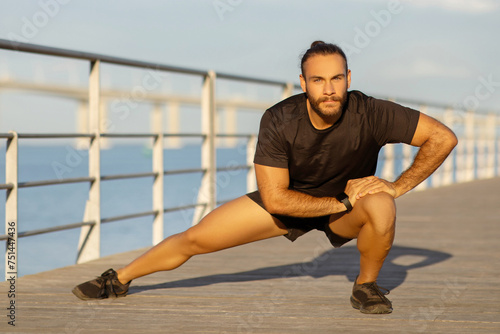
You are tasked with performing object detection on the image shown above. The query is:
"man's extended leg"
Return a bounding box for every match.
[73,195,288,299]
[327,192,396,313]
[116,195,288,283]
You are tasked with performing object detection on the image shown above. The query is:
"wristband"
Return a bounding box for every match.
[335,192,353,212]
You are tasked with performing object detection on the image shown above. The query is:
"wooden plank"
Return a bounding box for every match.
[1,178,500,333]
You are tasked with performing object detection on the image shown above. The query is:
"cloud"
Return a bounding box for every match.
[406,58,472,78]
[407,0,499,14]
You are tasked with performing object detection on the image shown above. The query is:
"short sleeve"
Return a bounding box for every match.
[367,97,420,146]
[253,110,289,168]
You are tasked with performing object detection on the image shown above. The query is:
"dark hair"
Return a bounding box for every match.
[300,41,348,76]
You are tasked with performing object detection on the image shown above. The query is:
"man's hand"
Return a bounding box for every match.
[345,176,396,206]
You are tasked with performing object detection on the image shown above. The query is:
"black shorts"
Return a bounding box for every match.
[246,191,352,248]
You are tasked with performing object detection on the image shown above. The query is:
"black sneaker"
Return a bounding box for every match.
[72,269,130,300]
[350,278,392,314]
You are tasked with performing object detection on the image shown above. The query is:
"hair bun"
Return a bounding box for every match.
[310,40,326,48]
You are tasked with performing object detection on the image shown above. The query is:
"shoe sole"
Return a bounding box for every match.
[72,287,94,300]
[350,296,393,314]
[71,287,128,300]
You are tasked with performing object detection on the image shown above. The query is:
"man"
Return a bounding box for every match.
[72,41,457,314]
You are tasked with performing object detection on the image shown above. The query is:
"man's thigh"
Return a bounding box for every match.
[186,195,289,252]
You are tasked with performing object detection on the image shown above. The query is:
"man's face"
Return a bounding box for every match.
[300,54,351,121]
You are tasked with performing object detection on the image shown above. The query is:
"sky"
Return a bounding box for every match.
[0,0,499,134]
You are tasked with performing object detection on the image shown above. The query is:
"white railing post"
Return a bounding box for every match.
[152,103,164,245]
[76,100,89,149]
[455,112,466,183]
[476,116,486,179]
[5,131,18,281]
[222,106,237,147]
[100,99,111,149]
[247,134,257,192]
[381,145,395,182]
[441,108,455,185]
[282,82,294,99]
[77,60,102,263]
[465,110,475,182]
[497,114,500,177]
[192,71,216,225]
[486,113,496,178]
[166,101,181,148]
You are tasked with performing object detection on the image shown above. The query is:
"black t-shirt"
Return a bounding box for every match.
[254,90,420,197]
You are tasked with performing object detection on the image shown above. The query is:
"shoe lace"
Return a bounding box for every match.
[365,282,390,301]
[98,269,119,298]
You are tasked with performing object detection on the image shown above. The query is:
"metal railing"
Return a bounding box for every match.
[1,39,499,280]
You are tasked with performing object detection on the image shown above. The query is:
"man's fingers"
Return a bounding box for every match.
[354,178,396,199]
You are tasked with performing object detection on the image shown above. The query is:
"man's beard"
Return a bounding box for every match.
[307,92,347,119]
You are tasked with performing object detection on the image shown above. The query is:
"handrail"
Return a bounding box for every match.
[18,177,95,188]
[100,172,157,181]
[101,133,206,138]
[0,39,207,76]
[164,168,205,176]
[17,133,95,139]
[0,221,95,241]
[0,39,300,89]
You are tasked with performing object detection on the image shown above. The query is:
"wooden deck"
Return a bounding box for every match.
[2,178,500,333]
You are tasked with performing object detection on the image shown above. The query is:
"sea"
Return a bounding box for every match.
[0,143,406,279]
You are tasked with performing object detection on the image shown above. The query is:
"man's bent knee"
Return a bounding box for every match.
[355,193,396,234]
[356,192,395,214]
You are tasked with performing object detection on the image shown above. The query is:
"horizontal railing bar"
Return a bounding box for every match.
[0,221,95,240]
[101,133,157,138]
[0,39,208,77]
[164,168,205,176]
[3,132,253,140]
[0,39,294,88]
[0,133,14,139]
[101,133,206,138]
[101,210,158,224]
[0,183,14,190]
[163,133,206,138]
[216,133,253,138]
[216,165,250,172]
[17,133,94,139]
[18,177,95,188]
[101,172,157,181]
[216,71,301,88]
[163,203,206,213]
[15,170,216,189]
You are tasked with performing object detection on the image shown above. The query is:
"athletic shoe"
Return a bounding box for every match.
[72,268,130,300]
[350,278,393,314]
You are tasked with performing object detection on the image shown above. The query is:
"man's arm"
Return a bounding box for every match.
[356,112,458,199]
[255,164,347,217]
[393,112,458,197]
